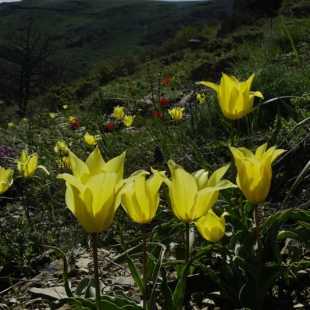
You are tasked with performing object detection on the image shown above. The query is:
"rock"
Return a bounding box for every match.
[202,298,215,305]
[29,286,67,300]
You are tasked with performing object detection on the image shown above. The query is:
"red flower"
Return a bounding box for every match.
[160,97,168,105]
[152,109,163,118]
[70,119,79,130]
[107,122,115,131]
[163,78,170,84]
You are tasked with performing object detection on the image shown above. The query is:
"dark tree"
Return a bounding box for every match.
[0,18,67,116]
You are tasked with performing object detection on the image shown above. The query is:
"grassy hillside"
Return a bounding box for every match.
[0,0,231,74]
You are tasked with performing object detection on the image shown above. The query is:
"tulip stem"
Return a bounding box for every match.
[141,224,147,309]
[92,233,101,310]
[23,180,34,231]
[254,205,262,309]
[178,222,190,310]
[230,121,236,183]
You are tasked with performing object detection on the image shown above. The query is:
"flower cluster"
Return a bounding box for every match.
[113,105,135,127]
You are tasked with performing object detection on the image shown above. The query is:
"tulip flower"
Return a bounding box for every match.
[49,113,56,119]
[113,105,124,121]
[200,73,263,120]
[195,209,229,243]
[63,105,68,110]
[54,141,69,156]
[121,173,164,224]
[160,97,168,105]
[230,143,286,205]
[16,150,49,179]
[57,146,147,232]
[124,115,135,127]
[107,122,114,131]
[197,93,206,105]
[57,156,71,170]
[70,119,79,130]
[84,132,101,146]
[8,122,14,127]
[163,78,171,84]
[0,166,13,195]
[152,109,162,118]
[154,160,237,223]
[168,107,185,121]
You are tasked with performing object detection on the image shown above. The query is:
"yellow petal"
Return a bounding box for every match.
[199,81,219,93]
[195,210,228,243]
[69,150,89,182]
[103,152,126,184]
[207,164,230,187]
[85,146,106,175]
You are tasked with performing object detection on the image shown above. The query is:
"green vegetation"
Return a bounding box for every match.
[0,0,310,309]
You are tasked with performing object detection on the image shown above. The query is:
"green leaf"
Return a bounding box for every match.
[76,278,91,297]
[43,245,74,298]
[147,242,166,309]
[50,297,95,310]
[99,290,144,309]
[85,278,105,299]
[126,252,144,293]
[160,267,175,310]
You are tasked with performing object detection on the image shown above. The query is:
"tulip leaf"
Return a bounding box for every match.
[85,278,105,299]
[50,297,95,310]
[43,245,74,298]
[99,290,144,309]
[126,252,144,294]
[172,261,191,308]
[160,267,175,310]
[76,278,91,296]
[146,242,166,309]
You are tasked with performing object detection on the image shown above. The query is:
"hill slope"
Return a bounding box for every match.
[0,0,232,74]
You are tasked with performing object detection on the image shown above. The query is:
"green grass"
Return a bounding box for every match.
[0,0,230,74]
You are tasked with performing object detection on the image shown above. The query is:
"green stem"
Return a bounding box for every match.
[254,205,262,309]
[179,222,190,310]
[92,233,101,310]
[230,120,245,223]
[230,120,236,181]
[141,224,147,309]
[23,179,34,231]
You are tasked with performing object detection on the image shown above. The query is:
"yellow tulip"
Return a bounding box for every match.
[168,107,185,121]
[0,166,13,195]
[197,93,206,105]
[84,132,101,146]
[124,115,135,127]
[54,141,69,156]
[154,160,237,223]
[69,116,75,122]
[49,113,57,119]
[8,122,14,127]
[230,143,286,205]
[121,173,163,224]
[195,210,228,243]
[63,105,68,110]
[200,73,263,120]
[16,150,49,179]
[57,146,147,232]
[113,105,124,121]
[57,156,71,170]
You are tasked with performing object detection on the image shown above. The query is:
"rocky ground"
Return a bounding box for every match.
[1,238,310,310]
